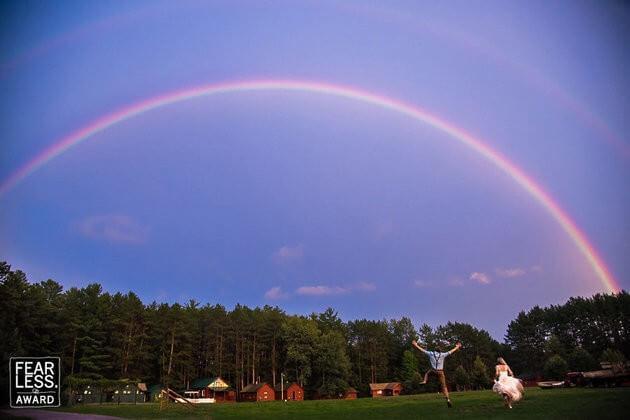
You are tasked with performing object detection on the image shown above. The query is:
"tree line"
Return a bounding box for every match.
[1,261,628,400]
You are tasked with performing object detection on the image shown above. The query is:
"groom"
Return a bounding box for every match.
[412,340,462,407]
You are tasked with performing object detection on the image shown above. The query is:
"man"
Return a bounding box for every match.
[412,340,462,407]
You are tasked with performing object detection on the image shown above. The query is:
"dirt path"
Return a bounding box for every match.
[1,409,121,419]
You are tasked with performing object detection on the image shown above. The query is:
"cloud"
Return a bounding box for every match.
[530,265,543,273]
[272,244,304,264]
[470,272,491,285]
[495,267,526,278]
[413,280,432,288]
[296,285,348,296]
[296,281,377,296]
[264,286,289,300]
[75,214,149,244]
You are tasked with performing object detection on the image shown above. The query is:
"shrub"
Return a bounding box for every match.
[470,356,491,389]
[544,355,568,380]
[453,365,470,391]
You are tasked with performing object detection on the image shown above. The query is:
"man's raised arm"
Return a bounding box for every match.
[448,342,463,354]
[411,340,426,353]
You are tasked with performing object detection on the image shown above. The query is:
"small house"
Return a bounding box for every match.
[274,382,304,401]
[240,383,275,402]
[80,385,106,404]
[369,382,402,397]
[114,383,147,403]
[190,377,236,403]
[342,387,358,399]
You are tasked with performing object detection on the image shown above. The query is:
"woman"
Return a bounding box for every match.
[493,357,524,409]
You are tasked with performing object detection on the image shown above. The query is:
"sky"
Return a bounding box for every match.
[0,0,628,339]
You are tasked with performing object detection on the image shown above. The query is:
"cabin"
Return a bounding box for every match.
[274,382,304,401]
[190,377,236,403]
[114,383,148,403]
[342,387,358,399]
[80,385,106,403]
[240,383,275,402]
[369,382,402,397]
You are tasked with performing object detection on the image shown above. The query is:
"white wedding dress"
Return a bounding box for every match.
[493,370,524,402]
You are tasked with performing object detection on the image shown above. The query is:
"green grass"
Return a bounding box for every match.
[49,388,630,419]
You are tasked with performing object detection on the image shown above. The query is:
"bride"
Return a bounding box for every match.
[493,357,524,409]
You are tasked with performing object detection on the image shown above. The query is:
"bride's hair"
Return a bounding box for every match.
[497,357,507,365]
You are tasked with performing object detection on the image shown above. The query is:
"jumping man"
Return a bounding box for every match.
[411,340,462,407]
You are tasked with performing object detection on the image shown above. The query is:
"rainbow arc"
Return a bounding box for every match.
[0,79,619,294]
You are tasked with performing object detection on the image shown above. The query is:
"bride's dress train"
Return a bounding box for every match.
[493,371,524,402]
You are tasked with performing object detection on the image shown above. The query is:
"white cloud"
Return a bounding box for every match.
[414,280,432,288]
[295,281,376,296]
[296,285,348,296]
[272,244,304,264]
[495,267,526,278]
[470,272,491,285]
[264,286,289,300]
[75,214,149,244]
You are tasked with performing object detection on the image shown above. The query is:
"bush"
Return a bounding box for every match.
[544,355,568,380]
[567,348,598,372]
[601,348,626,373]
[403,371,426,395]
[470,356,491,389]
[453,365,470,391]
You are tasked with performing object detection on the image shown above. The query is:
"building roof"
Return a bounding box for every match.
[345,387,358,393]
[190,377,230,390]
[241,383,271,393]
[274,382,302,392]
[369,382,402,391]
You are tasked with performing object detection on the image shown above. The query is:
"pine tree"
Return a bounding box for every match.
[470,356,490,389]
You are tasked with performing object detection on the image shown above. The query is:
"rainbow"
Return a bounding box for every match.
[0,79,620,293]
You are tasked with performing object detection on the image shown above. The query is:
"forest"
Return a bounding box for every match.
[1,261,628,400]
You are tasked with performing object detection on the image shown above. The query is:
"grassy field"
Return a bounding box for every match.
[47,388,630,419]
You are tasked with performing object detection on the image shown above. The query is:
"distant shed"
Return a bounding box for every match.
[115,383,148,403]
[274,382,304,401]
[369,382,402,397]
[343,387,358,399]
[240,383,275,402]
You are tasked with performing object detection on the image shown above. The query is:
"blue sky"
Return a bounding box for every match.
[1,0,628,338]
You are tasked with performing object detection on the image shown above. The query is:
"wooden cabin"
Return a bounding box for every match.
[189,377,236,403]
[274,382,304,401]
[240,383,275,402]
[369,382,402,397]
[342,387,358,399]
[114,383,148,403]
[80,385,105,404]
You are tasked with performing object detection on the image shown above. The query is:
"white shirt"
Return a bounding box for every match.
[423,350,451,370]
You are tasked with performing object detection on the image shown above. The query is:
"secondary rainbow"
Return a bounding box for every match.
[0,79,620,293]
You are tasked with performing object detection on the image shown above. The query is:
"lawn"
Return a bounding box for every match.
[49,388,630,419]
